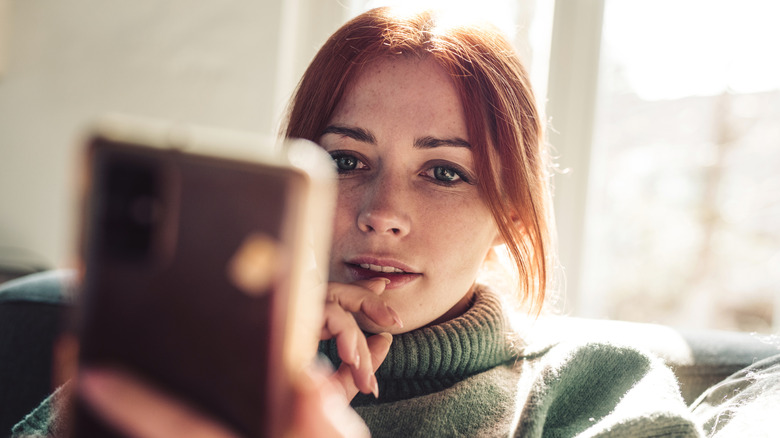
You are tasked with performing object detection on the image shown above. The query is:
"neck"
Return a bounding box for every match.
[319,286,517,404]
[424,286,477,328]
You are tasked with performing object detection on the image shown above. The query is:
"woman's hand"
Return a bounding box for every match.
[321,278,402,399]
[79,366,371,438]
[79,369,240,438]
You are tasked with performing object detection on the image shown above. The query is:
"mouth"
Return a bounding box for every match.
[357,263,407,274]
[345,258,422,289]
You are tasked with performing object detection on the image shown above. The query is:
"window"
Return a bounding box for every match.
[579,0,780,332]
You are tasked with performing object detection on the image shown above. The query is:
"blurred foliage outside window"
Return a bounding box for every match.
[583,0,780,333]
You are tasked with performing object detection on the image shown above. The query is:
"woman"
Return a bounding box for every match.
[282,7,699,437]
[13,6,702,438]
[284,6,553,406]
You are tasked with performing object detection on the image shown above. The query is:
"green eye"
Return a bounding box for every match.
[433,166,460,182]
[331,154,360,171]
[336,156,357,170]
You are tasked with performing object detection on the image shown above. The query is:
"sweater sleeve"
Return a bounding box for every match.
[512,342,702,437]
[11,383,71,438]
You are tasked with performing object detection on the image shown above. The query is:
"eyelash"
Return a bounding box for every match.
[424,162,474,186]
[327,151,475,187]
[329,151,368,173]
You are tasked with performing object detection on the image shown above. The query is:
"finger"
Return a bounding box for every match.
[291,364,370,438]
[352,328,375,395]
[79,369,240,438]
[334,332,393,401]
[321,302,375,394]
[352,278,391,295]
[327,280,403,329]
[321,301,363,369]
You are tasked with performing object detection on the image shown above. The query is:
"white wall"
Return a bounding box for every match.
[0,0,547,276]
[0,0,349,270]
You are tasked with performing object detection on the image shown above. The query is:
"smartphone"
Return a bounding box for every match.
[69,115,335,437]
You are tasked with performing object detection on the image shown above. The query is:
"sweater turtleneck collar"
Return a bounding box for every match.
[319,286,516,404]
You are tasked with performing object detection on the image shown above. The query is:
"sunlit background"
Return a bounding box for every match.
[0,0,778,332]
[584,0,780,332]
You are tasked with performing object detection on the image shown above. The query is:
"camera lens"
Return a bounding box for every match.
[100,153,161,262]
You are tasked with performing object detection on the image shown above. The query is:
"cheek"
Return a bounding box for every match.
[417,200,497,269]
[332,181,360,226]
[329,189,361,251]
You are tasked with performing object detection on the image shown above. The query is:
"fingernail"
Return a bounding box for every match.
[353,350,361,369]
[373,277,391,286]
[377,332,393,343]
[370,374,379,399]
[386,304,404,328]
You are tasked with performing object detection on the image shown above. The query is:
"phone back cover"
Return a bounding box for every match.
[76,137,306,437]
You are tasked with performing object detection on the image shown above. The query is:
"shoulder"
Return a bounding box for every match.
[528,340,657,376]
[513,341,701,437]
[517,341,663,405]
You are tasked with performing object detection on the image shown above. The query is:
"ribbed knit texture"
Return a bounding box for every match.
[320,288,703,437]
[319,287,516,404]
[14,287,713,437]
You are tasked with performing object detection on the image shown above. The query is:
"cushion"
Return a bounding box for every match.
[0,270,75,434]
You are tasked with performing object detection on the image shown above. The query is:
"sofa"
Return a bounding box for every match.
[1,270,778,434]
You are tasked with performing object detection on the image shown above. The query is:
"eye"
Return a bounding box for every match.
[329,151,366,173]
[334,155,358,171]
[423,162,475,186]
[433,166,461,183]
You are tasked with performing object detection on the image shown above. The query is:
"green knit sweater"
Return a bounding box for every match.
[319,288,702,437]
[14,288,702,437]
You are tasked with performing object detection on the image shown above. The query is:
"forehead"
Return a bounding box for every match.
[330,56,468,139]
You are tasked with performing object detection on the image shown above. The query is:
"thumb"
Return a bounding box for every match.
[334,332,392,401]
[352,277,391,295]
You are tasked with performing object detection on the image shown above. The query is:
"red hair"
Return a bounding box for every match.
[283,7,553,313]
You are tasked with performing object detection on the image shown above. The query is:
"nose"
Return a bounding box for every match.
[356,176,411,237]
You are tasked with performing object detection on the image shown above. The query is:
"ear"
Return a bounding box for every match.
[491,211,523,247]
[491,231,505,247]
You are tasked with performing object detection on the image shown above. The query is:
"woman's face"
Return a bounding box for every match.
[319,56,499,333]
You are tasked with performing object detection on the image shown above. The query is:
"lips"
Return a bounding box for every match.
[345,257,421,289]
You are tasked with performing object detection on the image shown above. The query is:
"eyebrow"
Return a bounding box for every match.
[322,125,471,149]
[414,136,471,149]
[321,125,376,144]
